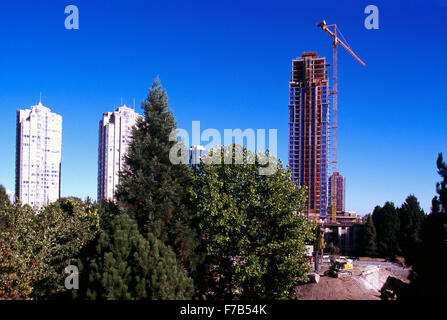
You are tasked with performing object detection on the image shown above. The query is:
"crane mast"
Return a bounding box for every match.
[317,20,365,224]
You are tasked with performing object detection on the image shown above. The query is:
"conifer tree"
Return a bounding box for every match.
[398,195,425,260]
[75,214,194,300]
[408,153,447,299]
[363,214,378,257]
[115,78,199,272]
[372,202,401,258]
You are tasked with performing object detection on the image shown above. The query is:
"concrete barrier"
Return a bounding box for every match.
[308,273,320,283]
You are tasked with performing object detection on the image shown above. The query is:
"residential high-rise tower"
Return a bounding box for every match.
[288,52,330,221]
[15,101,62,209]
[329,172,345,213]
[97,105,141,202]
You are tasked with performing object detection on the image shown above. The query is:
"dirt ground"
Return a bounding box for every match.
[294,263,411,300]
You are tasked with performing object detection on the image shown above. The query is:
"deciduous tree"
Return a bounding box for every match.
[190,145,315,299]
[0,185,10,207]
[0,198,98,299]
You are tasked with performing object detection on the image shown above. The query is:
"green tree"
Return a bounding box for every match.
[96,198,122,232]
[398,195,425,261]
[0,203,37,299]
[0,198,98,299]
[75,214,194,300]
[372,202,401,258]
[313,225,324,254]
[190,145,315,300]
[0,185,11,207]
[408,153,447,299]
[363,214,378,257]
[31,198,99,298]
[116,78,199,272]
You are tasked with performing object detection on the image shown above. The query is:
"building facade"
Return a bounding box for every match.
[97,105,141,202]
[288,52,330,221]
[329,172,346,213]
[15,101,62,209]
[322,212,364,256]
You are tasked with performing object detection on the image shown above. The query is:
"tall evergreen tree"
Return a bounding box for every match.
[116,78,199,272]
[431,195,441,215]
[363,214,378,257]
[75,214,193,300]
[408,153,447,299]
[398,195,425,261]
[372,202,401,258]
[96,199,122,233]
[435,153,447,210]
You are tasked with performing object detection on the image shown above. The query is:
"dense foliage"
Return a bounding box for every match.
[362,214,378,257]
[190,145,316,299]
[406,154,447,299]
[372,202,401,258]
[0,198,98,299]
[0,185,10,207]
[116,78,199,273]
[360,197,425,260]
[397,195,425,261]
[75,214,194,300]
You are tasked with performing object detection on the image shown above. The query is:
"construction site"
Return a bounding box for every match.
[295,253,411,300]
[288,21,415,300]
[288,20,366,224]
[289,20,368,246]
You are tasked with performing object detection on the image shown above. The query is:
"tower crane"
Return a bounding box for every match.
[317,20,365,224]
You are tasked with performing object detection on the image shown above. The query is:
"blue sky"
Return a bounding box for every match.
[0,0,446,215]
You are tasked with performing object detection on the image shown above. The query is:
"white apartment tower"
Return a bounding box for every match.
[15,101,62,209]
[97,105,141,202]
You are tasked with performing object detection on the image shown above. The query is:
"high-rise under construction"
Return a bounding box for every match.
[288,52,329,221]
